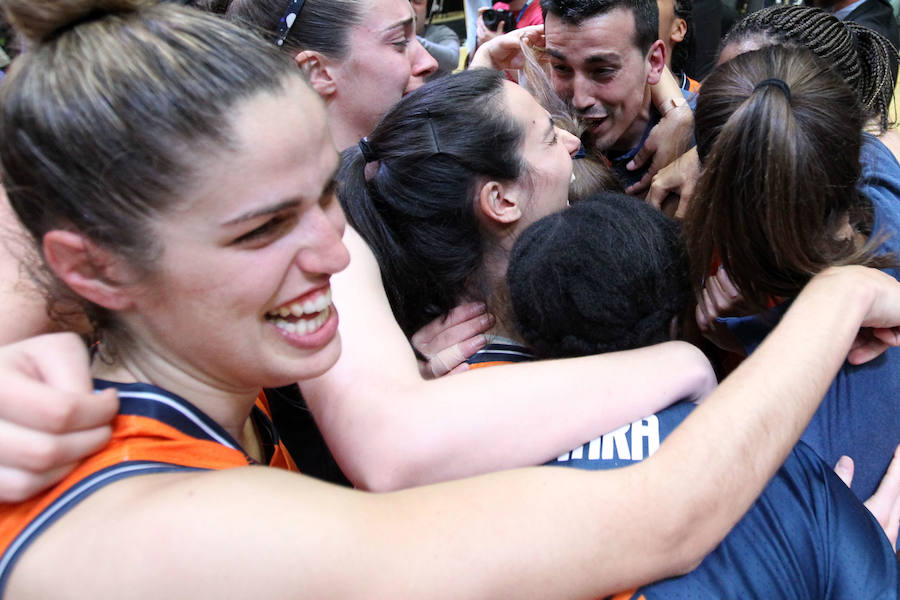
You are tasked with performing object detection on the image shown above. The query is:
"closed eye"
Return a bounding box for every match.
[232,212,298,246]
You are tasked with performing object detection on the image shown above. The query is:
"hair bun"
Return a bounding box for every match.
[3,0,148,43]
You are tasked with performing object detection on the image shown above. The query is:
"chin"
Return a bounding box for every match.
[277,332,343,387]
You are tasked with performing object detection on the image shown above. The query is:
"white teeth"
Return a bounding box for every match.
[267,289,333,319]
[271,306,331,336]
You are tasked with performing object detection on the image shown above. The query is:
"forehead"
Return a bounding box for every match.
[362,0,415,30]
[191,79,338,216]
[545,9,641,63]
[502,80,549,129]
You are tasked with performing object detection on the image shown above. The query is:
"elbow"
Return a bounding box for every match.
[341,437,437,493]
[653,499,719,577]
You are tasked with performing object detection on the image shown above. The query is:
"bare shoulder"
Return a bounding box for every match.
[5,467,359,599]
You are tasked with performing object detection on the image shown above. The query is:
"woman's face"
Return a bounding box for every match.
[331,0,437,146]
[127,79,350,391]
[502,81,581,229]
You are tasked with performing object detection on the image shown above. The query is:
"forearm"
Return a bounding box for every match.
[642,267,883,565]
[303,228,715,491]
[650,66,683,108]
[308,335,714,491]
[7,461,698,598]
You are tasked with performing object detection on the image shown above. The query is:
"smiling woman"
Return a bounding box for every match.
[5,2,900,599]
[226,0,439,150]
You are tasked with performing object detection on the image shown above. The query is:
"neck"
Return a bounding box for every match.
[92,338,261,455]
[326,102,369,151]
[471,240,527,346]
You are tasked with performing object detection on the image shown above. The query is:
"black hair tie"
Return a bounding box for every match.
[358,137,377,163]
[753,78,791,102]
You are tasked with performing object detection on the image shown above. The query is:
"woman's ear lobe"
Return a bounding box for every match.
[478,181,522,225]
[42,231,136,311]
[295,50,337,97]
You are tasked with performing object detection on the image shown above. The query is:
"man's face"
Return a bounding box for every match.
[545,9,664,153]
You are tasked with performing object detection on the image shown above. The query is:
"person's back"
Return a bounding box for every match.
[686,45,900,500]
[507,193,900,598]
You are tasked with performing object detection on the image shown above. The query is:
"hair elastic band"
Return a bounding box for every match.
[275,0,307,47]
[753,78,791,102]
[425,112,441,155]
[359,137,377,163]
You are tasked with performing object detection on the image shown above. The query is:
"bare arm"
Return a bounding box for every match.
[625,67,694,195]
[10,265,900,599]
[301,227,716,491]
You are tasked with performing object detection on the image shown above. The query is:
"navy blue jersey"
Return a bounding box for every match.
[723,134,900,500]
[556,400,900,599]
[469,343,900,597]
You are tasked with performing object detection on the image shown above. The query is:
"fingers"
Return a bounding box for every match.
[848,328,890,365]
[864,443,900,548]
[0,418,112,473]
[0,334,118,433]
[411,303,489,351]
[423,333,488,379]
[0,462,80,504]
[834,455,854,488]
[646,172,675,209]
[625,143,655,174]
[626,172,653,196]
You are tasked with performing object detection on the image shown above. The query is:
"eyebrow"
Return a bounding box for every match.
[224,159,341,226]
[544,48,619,65]
[223,199,301,226]
[383,17,414,36]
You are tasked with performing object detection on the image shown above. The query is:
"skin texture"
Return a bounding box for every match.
[313,0,438,149]
[544,9,665,153]
[7,266,900,599]
[46,80,348,448]
[492,80,581,233]
[656,0,686,70]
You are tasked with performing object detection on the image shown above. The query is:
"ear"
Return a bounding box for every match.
[669,17,687,45]
[42,230,136,311]
[645,40,666,86]
[477,180,523,225]
[294,50,336,98]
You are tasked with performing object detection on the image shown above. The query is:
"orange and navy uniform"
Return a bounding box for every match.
[0,379,297,593]
[678,72,701,95]
[469,343,900,598]
[465,342,534,370]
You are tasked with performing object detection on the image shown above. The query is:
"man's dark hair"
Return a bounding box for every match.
[541,0,659,54]
[508,192,690,358]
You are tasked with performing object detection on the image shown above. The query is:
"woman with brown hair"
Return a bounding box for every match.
[685,43,900,500]
[2,2,900,597]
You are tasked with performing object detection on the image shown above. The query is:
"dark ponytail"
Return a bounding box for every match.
[687,46,891,311]
[338,69,524,336]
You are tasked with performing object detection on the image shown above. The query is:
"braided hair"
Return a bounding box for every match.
[508,192,689,358]
[724,5,897,131]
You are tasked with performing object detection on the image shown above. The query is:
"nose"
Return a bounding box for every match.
[572,72,596,114]
[297,203,351,277]
[410,36,438,80]
[560,128,581,157]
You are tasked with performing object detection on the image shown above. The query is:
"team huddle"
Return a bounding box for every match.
[0,0,899,597]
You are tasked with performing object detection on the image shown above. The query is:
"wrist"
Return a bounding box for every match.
[659,96,687,118]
